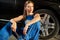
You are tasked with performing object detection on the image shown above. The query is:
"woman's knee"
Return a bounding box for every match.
[3,22,12,36]
[36,21,41,29]
[0,22,12,40]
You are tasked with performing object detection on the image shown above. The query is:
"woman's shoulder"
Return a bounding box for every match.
[33,13,40,17]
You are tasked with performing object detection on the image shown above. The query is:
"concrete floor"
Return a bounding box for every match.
[9,35,17,40]
[9,35,60,40]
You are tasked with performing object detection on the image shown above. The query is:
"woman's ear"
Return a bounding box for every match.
[24,7,26,10]
[24,8,26,11]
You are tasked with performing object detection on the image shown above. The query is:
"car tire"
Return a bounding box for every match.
[34,9,59,39]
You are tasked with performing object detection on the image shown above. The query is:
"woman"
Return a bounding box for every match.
[0,0,41,40]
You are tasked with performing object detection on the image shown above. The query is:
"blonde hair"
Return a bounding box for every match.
[23,0,34,20]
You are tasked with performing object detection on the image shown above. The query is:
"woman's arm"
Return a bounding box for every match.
[23,13,41,35]
[10,15,24,23]
[26,13,41,26]
[10,15,24,32]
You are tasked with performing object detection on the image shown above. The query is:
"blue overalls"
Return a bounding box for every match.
[0,15,41,40]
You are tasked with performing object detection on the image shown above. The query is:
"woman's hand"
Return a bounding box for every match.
[10,19,17,32]
[11,23,17,32]
[23,24,29,35]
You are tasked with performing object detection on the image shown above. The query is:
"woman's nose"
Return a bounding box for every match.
[29,7,32,10]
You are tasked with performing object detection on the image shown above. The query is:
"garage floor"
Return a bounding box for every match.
[9,35,60,40]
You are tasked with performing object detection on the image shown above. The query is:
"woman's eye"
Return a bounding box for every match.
[27,6,30,8]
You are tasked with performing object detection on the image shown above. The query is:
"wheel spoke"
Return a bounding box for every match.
[48,23,55,29]
[45,15,50,24]
[42,29,46,36]
[48,26,55,29]
[45,29,49,36]
[40,27,46,36]
[44,24,49,36]
[46,15,50,21]
[41,14,48,23]
[48,23,55,26]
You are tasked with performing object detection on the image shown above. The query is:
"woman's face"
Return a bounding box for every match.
[25,3,34,13]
